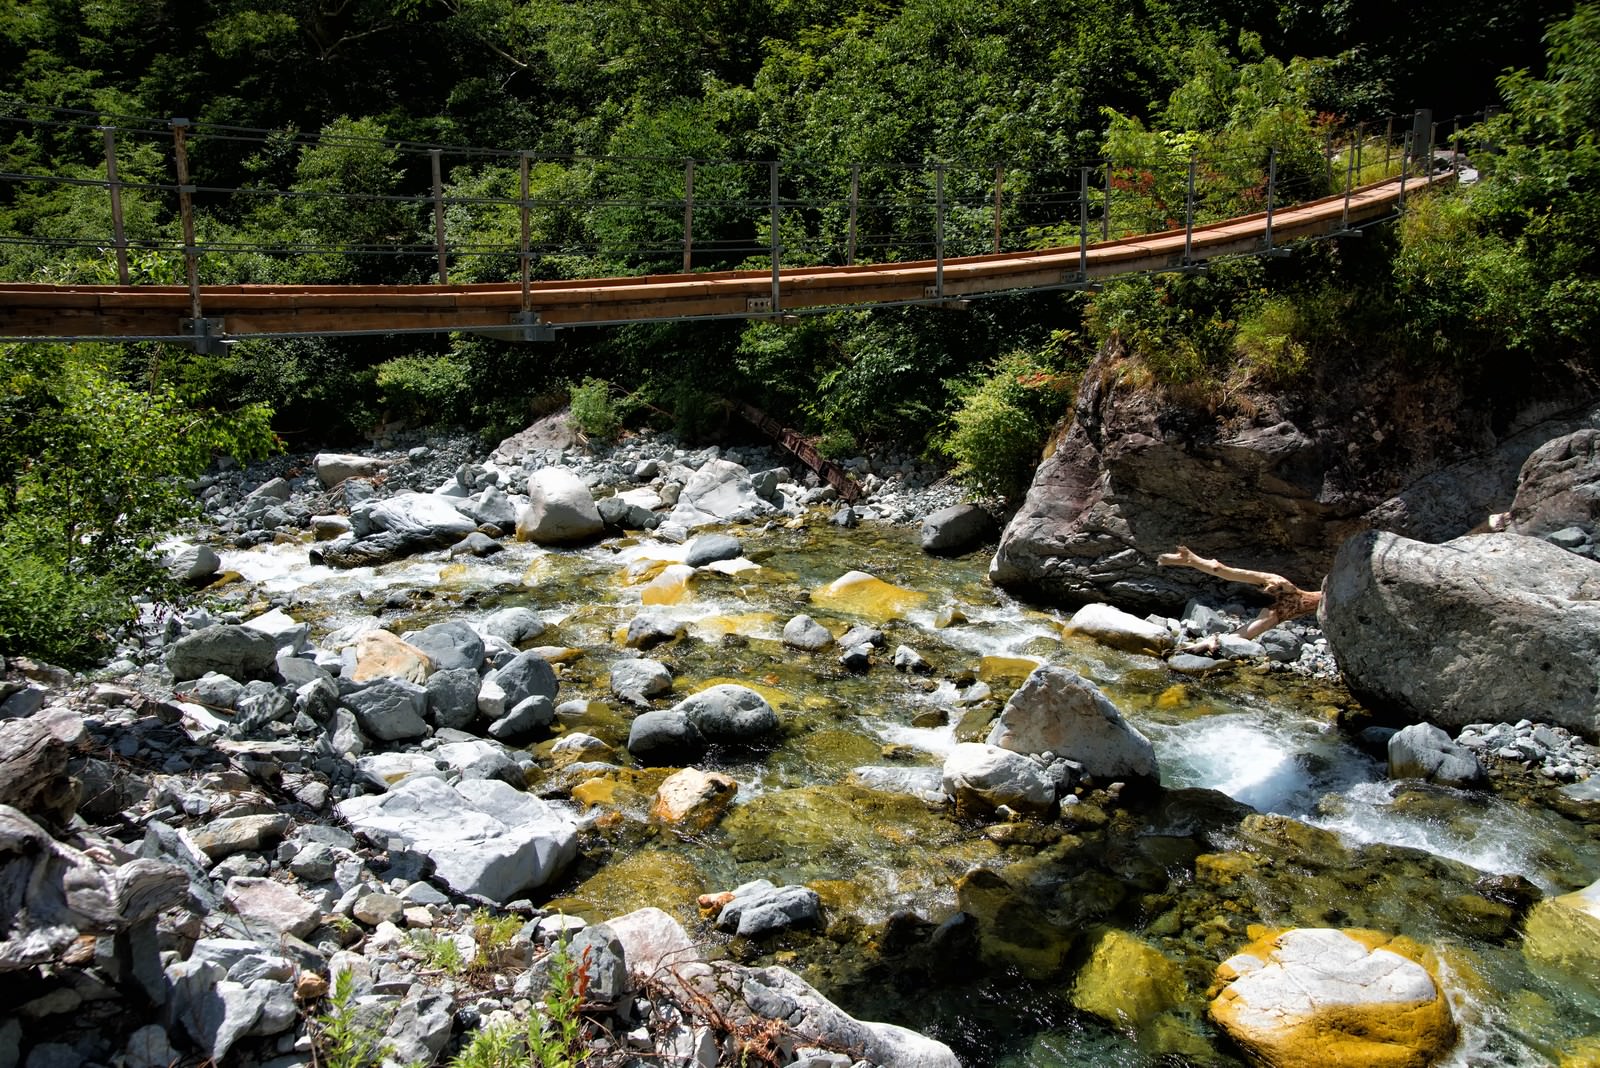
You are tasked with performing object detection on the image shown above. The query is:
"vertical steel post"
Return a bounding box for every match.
[1398,131,1412,208]
[847,164,859,266]
[102,127,129,284]
[1183,155,1196,265]
[1264,146,1277,250]
[1323,130,1334,189]
[992,165,1004,254]
[934,163,946,299]
[1078,166,1089,280]
[769,161,781,313]
[519,151,532,313]
[1341,132,1356,229]
[170,118,202,323]
[1385,116,1394,171]
[1103,161,1112,240]
[682,159,695,273]
[431,149,448,285]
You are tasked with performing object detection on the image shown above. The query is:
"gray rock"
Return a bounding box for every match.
[231,680,294,735]
[610,658,674,706]
[1388,723,1488,788]
[311,514,353,540]
[677,685,779,743]
[626,709,704,764]
[384,989,455,1067]
[488,695,555,744]
[335,776,578,903]
[597,494,659,531]
[167,625,280,682]
[1065,603,1174,655]
[685,534,743,567]
[241,608,311,655]
[1167,653,1225,674]
[516,467,604,543]
[715,880,823,937]
[1214,633,1267,660]
[838,624,884,649]
[448,531,505,558]
[920,504,995,554]
[246,477,292,502]
[892,645,932,673]
[314,452,390,487]
[783,614,833,652]
[1506,428,1600,542]
[426,668,482,730]
[625,613,686,650]
[830,504,858,528]
[941,743,1055,814]
[568,924,628,1002]
[297,675,339,722]
[1258,628,1304,662]
[1322,531,1600,739]
[482,607,546,647]
[191,671,244,709]
[839,644,873,672]
[223,877,321,938]
[486,650,559,708]
[344,678,430,741]
[985,666,1158,782]
[164,542,222,584]
[667,459,775,529]
[369,492,477,541]
[407,621,486,673]
[122,1025,178,1068]
[468,485,520,530]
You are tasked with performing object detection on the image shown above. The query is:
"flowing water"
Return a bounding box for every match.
[219,519,1600,1067]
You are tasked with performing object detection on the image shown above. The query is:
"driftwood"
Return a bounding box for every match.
[0,706,86,824]
[1157,545,1323,647]
[0,804,189,971]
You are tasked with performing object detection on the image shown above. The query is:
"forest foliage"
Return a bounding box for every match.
[1,0,1598,660]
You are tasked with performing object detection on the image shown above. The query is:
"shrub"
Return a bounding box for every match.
[567,376,625,441]
[375,352,471,426]
[1232,296,1309,385]
[940,349,1077,501]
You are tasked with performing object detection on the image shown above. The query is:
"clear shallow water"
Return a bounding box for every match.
[217,520,1600,1066]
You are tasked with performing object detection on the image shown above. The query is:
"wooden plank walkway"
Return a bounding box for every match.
[0,172,1453,342]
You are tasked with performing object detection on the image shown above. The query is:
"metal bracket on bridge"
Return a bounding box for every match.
[746,296,774,314]
[180,317,229,355]
[508,311,555,342]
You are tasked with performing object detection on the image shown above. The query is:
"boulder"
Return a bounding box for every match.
[782,614,834,652]
[1522,879,1600,995]
[485,649,559,709]
[239,608,310,656]
[986,666,1158,782]
[1064,603,1173,655]
[1321,531,1600,739]
[481,607,546,647]
[650,768,738,832]
[684,533,743,567]
[1506,428,1600,541]
[488,694,554,744]
[1071,928,1191,1034]
[610,658,674,706]
[349,630,433,684]
[1387,723,1486,788]
[405,621,485,673]
[335,776,578,903]
[314,452,390,487]
[467,485,520,531]
[167,625,280,683]
[920,504,996,554]
[624,613,687,650]
[626,710,705,764]
[941,743,1055,814]
[677,685,779,743]
[448,531,504,558]
[712,880,822,937]
[369,492,478,541]
[425,668,481,730]
[164,542,221,584]
[221,877,320,939]
[667,459,775,529]
[343,678,430,742]
[516,467,603,544]
[1208,928,1457,1068]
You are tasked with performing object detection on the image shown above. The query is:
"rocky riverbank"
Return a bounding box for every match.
[7,411,1600,1068]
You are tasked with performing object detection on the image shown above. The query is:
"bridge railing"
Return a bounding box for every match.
[0,101,1483,298]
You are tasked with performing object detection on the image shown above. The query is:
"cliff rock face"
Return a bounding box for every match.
[990,343,1600,613]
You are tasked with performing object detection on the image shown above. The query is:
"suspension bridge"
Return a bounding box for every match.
[0,106,1462,350]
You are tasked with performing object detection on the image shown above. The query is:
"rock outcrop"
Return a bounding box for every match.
[992,342,1600,613]
[1321,530,1600,739]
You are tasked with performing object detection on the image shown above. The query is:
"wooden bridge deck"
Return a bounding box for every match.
[0,173,1452,342]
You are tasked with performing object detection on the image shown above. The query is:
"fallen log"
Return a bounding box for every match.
[1157,545,1322,647]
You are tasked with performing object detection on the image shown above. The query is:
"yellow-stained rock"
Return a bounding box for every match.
[1559,1035,1600,1068]
[810,570,927,620]
[641,563,697,606]
[1208,927,1457,1068]
[650,768,739,833]
[1523,879,1600,996]
[689,676,793,709]
[544,849,708,926]
[954,867,1075,979]
[1157,684,1189,709]
[689,611,782,640]
[570,777,618,809]
[350,630,433,684]
[977,656,1040,684]
[1195,851,1267,887]
[1071,928,1191,1030]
